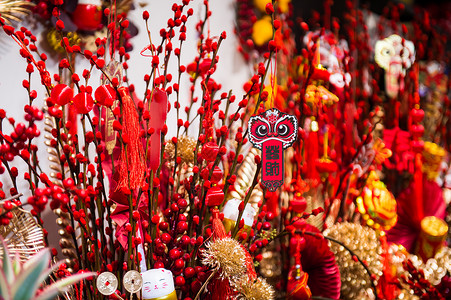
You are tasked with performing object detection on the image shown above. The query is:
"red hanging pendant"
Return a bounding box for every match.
[149,89,168,171]
[248,108,298,191]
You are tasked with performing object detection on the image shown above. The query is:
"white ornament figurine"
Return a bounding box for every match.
[141,269,177,300]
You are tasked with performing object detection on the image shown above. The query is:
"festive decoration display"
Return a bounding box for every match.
[0,0,450,299]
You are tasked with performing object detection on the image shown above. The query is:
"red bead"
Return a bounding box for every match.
[171,203,179,212]
[177,221,188,233]
[72,3,103,31]
[159,222,169,231]
[181,235,190,247]
[175,276,185,286]
[184,267,195,278]
[174,259,184,269]
[169,248,181,260]
[161,233,172,244]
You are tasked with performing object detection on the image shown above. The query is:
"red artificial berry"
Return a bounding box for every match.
[159,222,169,231]
[184,267,195,278]
[175,276,185,286]
[174,258,184,269]
[169,248,181,260]
[177,221,188,233]
[161,233,172,244]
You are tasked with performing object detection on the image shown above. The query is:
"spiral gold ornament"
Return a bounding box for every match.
[324,223,383,299]
[227,147,263,212]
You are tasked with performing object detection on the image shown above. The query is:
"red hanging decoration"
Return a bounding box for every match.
[149,88,168,172]
[116,87,145,191]
[51,84,73,106]
[248,108,298,191]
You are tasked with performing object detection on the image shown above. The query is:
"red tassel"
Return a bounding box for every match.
[116,87,145,191]
[211,209,226,240]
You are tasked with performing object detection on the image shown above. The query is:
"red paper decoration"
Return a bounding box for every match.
[95,85,116,107]
[51,84,73,106]
[205,186,224,207]
[73,92,94,114]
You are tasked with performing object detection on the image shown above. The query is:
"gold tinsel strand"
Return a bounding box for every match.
[234,277,275,300]
[201,237,247,281]
[324,223,383,300]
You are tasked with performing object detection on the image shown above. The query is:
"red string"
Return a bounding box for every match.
[79,280,83,300]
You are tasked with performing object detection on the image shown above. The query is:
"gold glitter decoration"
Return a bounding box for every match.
[373,138,392,165]
[324,223,383,300]
[422,142,446,181]
[234,276,275,300]
[164,136,198,166]
[201,237,247,281]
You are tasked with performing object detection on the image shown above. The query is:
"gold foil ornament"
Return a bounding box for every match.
[422,142,446,181]
[415,216,448,261]
[101,61,123,155]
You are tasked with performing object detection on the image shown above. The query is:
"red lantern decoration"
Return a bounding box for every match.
[206,186,224,206]
[95,85,116,107]
[410,124,424,138]
[201,142,219,162]
[208,163,223,184]
[73,92,94,114]
[51,84,73,106]
[71,0,103,31]
[410,108,425,123]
